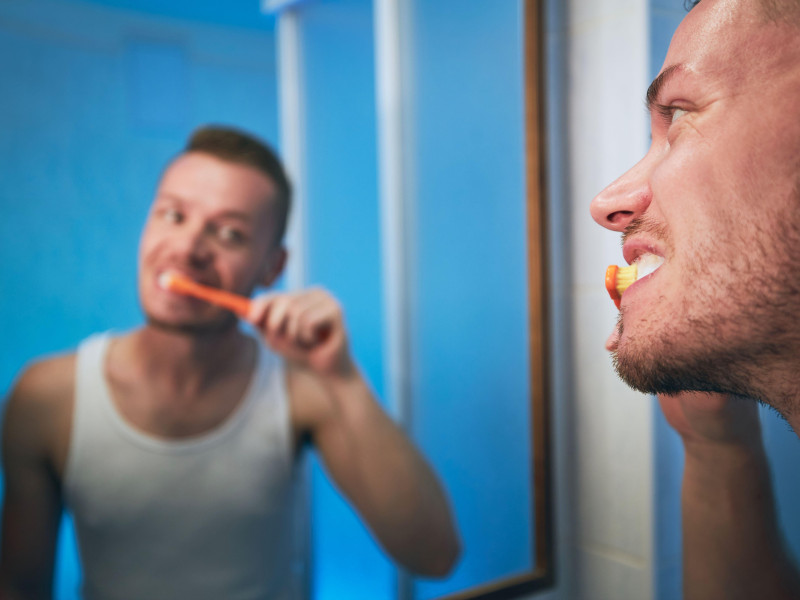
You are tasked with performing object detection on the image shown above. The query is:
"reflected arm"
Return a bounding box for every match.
[248,289,461,576]
[0,363,66,600]
[289,364,461,577]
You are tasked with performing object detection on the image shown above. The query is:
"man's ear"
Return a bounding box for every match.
[261,246,288,288]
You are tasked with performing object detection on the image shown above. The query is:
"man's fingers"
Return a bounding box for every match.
[285,296,318,341]
[297,303,340,345]
[266,295,294,334]
[251,289,349,374]
[268,290,339,344]
[658,392,762,446]
[246,294,277,325]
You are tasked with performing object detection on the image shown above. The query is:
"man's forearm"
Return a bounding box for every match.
[682,441,800,600]
[314,371,460,576]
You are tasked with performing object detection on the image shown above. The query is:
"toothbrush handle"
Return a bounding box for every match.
[605,265,622,309]
[172,277,252,318]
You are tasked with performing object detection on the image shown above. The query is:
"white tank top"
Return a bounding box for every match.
[64,332,297,600]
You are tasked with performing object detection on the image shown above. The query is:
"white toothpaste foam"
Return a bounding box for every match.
[635,253,665,279]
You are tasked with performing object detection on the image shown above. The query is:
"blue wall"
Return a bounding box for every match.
[0,0,279,389]
[75,0,276,30]
[0,1,279,597]
[405,1,532,598]
[297,0,394,597]
[289,1,534,597]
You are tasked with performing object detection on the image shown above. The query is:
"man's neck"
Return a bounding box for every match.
[120,323,254,396]
[738,356,800,435]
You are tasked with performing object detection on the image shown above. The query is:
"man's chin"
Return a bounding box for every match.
[614,355,700,395]
[611,344,752,399]
[146,313,238,336]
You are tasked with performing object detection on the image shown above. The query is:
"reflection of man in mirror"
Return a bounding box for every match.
[591,0,800,598]
[0,126,460,599]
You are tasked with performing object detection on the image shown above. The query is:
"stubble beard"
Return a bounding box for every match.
[145,311,239,337]
[610,203,800,417]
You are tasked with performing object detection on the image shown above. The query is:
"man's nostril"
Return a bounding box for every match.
[608,210,634,226]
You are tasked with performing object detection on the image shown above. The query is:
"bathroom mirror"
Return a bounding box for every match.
[276,0,553,598]
[420,0,554,597]
[0,0,553,598]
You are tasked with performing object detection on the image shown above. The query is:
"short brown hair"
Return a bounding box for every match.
[685,0,800,24]
[185,125,291,246]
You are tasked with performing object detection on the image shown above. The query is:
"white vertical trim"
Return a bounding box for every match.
[375,1,413,598]
[375,0,410,427]
[262,0,309,13]
[277,9,307,291]
[567,0,654,597]
[276,10,313,600]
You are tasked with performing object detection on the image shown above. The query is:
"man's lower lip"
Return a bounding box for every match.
[621,268,661,304]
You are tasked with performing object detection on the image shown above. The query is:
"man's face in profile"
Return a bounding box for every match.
[590,0,800,408]
[137,152,284,333]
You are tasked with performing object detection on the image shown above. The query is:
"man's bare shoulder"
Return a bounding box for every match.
[7,354,76,409]
[3,353,76,459]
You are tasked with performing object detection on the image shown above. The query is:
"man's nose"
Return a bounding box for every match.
[590,157,653,232]
[176,225,213,265]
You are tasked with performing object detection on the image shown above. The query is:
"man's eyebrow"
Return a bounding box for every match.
[217,210,253,223]
[646,64,682,111]
[153,193,183,205]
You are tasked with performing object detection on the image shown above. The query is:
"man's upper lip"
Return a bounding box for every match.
[622,239,665,266]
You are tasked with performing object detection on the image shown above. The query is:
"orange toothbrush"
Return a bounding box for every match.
[605,264,637,309]
[158,271,252,318]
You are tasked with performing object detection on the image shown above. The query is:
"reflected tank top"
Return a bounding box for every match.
[64,333,296,600]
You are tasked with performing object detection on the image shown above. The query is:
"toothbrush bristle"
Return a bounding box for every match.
[615,265,638,295]
[158,271,177,291]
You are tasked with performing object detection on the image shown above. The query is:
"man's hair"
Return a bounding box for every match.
[685,0,800,24]
[185,125,291,246]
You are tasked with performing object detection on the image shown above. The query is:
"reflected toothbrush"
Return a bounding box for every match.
[158,271,252,318]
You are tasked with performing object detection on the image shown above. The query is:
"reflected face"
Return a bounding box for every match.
[138,152,285,333]
[590,0,800,404]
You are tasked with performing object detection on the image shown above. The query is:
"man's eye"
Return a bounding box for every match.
[670,107,688,123]
[162,208,182,224]
[655,104,688,125]
[219,226,245,244]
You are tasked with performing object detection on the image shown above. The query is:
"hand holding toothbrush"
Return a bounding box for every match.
[246,289,355,378]
[160,271,353,377]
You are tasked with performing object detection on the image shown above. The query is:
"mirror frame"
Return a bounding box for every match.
[436,0,554,597]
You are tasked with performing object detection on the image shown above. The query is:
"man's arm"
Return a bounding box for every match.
[659,392,800,600]
[0,362,69,600]
[248,289,461,577]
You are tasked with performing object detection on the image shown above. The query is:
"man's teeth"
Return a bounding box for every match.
[635,253,665,278]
